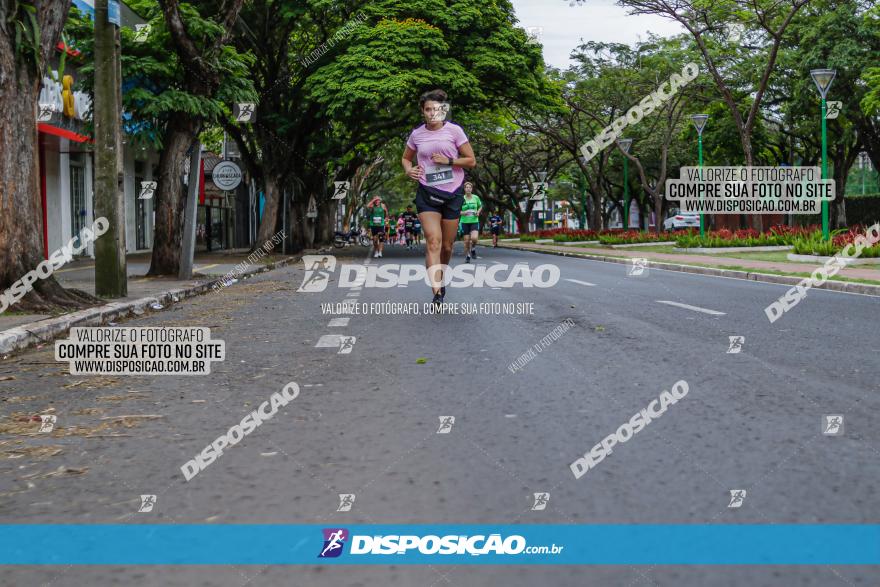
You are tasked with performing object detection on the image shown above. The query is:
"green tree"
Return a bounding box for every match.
[147,0,251,274]
[0,0,99,312]
[64,0,255,272]
[771,0,880,226]
[226,0,552,249]
[585,0,814,230]
[861,5,880,118]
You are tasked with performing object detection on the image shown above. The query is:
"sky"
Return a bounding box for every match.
[509,0,684,70]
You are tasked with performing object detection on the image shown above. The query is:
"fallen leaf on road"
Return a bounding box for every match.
[97,394,145,402]
[0,375,16,381]
[0,412,54,435]
[1,445,63,459]
[22,465,88,480]
[416,358,427,364]
[71,407,105,416]
[99,415,165,421]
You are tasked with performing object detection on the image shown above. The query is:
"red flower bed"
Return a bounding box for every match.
[831,225,870,248]
[597,229,683,244]
[768,224,820,237]
[521,228,600,241]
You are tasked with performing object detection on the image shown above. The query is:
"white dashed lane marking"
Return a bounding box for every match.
[656,300,726,316]
[564,278,596,287]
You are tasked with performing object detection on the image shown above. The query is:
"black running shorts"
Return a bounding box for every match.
[414,184,465,220]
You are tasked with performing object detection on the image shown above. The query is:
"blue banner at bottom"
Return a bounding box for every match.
[1,525,878,565]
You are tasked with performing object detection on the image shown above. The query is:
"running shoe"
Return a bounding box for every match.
[432,292,443,309]
[440,286,446,297]
[465,255,470,263]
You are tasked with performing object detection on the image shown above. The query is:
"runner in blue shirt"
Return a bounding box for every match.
[489,209,503,248]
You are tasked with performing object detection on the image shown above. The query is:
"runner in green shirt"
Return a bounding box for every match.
[367,196,387,258]
[460,182,482,262]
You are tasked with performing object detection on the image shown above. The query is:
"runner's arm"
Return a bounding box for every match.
[447,142,475,169]
[402,147,421,181]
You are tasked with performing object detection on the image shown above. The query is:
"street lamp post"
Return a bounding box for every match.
[810,69,836,241]
[617,139,633,230]
[690,114,709,237]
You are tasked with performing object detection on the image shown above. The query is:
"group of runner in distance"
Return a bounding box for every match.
[365,89,505,307]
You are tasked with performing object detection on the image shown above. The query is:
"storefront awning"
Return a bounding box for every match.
[38,123,91,143]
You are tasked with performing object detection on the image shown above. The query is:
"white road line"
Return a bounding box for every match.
[656,300,726,316]
[564,278,596,287]
[328,317,350,327]
[346,293,360,298]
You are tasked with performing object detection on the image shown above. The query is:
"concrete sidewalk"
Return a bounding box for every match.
[0,250,300,355]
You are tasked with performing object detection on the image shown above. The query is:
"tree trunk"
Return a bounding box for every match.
[589,193,603,231]
[653,193,665,234]
[256,174,282,246]
[147,113,199,276]
[0,29,96,313]
[635,199,645,230]
[513,209,530,233]
[318,200,334,244]
[833,171,848,228]
[286,194,302,253]
[290,199,308,249]
[740,132,764,232]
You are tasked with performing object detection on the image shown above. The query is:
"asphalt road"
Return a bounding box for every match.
[1,242,877,586]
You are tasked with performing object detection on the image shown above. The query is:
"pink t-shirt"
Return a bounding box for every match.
[406,122,469,193]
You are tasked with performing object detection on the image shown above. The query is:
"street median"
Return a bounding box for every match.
[497,241,880,297]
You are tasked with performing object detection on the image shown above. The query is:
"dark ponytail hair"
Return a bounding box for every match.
[419,89,448,108]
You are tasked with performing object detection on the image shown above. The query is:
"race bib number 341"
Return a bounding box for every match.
[425,165,454,186]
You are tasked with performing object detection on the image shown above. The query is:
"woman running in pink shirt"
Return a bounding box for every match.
[400,89,477,307]
[396,216,406,245]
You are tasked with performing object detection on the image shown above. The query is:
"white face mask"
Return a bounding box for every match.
[424,102,450,123]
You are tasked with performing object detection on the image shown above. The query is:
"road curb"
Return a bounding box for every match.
[499,243,880,297]
[0,255,302,357]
